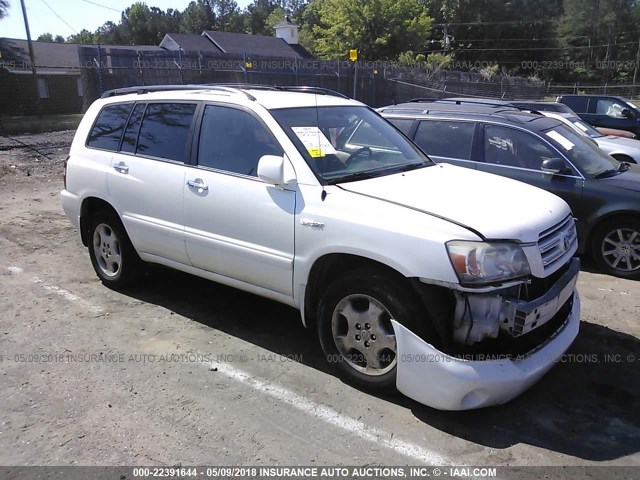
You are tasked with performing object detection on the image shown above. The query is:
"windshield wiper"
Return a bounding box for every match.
[325,171,377,185]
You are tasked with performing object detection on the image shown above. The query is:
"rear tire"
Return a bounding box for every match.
[317,269,432,392]
[87,211,142,289]
[591,218,640,280]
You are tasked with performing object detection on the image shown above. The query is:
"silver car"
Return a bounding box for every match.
[541,111,640,164]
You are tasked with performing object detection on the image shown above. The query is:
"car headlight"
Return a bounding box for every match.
[446,241,531,285]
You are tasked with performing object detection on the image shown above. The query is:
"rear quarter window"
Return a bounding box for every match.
[87,103,134,151]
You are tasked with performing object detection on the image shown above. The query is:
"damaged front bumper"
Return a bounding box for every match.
[393,260,581,411]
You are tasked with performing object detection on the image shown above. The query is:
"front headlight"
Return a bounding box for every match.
[446,241,531,285]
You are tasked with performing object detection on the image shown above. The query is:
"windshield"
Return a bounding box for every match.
[271,106,432,184]
[543,124,620,177]
[624,100,640,114]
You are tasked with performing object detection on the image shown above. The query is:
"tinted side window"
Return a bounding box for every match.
[560,96,588,112]
[595,98,627,118]
[120,103,146,153]
[484,125,557,170]
[387,118,414,136]
[87,103,134,151]
[198,105,282,176]
[413,120,475,160]
[136,103,197,162]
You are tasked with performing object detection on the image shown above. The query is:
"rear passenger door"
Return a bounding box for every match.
[106,102,198,265]
[411,119,478,169]
[183,104,296,297]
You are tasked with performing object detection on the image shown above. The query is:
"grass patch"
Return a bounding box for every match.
[1,114,83,135]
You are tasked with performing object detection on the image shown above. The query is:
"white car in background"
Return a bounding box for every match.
[540,111,640,164]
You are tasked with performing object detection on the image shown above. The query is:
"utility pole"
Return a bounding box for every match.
[19,0,41,117]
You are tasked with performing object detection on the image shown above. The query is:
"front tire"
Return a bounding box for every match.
[317,269,429,392]
[87,211,142,289]
[591,218,640,280]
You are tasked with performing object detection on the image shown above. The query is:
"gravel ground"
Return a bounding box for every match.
[0,131,639,471]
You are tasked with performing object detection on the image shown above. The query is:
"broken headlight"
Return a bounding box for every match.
[446,241,531,286]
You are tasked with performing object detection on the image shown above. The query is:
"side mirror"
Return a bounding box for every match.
[541,157,571,175]
[257,154,295,186]
[621,108,634,119]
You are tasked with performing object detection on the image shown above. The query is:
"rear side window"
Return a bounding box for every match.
[560,96,588,113]
[87,103,134,151]
[413,120,475,160]
[136,103,197,162]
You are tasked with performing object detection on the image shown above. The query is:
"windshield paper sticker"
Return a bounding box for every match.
[574,122,589,132]
[291,126,337,158]
[546,130,575,151]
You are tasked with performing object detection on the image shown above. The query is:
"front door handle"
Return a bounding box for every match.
[113,162,129,174]
[187,179,209,191]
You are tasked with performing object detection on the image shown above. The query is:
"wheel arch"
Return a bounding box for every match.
[586,210,640,257]
[302,253,453,347]
[79,197,121,247]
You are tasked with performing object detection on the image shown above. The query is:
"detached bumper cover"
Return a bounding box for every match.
[393,291,580,411]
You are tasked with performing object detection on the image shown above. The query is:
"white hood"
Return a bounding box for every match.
[339,163,571,243]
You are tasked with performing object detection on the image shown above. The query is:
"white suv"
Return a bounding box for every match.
[62,85,581,410]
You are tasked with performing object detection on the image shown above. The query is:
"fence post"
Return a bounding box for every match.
[603,82,607,94]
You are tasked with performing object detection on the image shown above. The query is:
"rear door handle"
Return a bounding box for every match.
[187,179,208,191]
[113,162,129,174]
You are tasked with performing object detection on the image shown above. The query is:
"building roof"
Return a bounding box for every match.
[203,30,312,59]
[160,33,222,53]
[0,38,162,75]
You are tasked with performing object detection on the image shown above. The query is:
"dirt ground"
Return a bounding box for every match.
[0,131,639,470]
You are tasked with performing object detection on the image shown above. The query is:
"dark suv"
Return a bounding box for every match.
[377,102,640,279]
[557,95,640,137]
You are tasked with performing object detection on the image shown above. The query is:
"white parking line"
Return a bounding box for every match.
[207,361,450,465]
[32,276,104,314]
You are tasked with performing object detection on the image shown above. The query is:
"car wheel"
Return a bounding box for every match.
[88,211,142,289]
[592,219,640,280]
[317,269,431,391]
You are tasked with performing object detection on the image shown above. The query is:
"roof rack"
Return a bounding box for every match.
[100,84,257,100]
[211,83,350,99]
[100,83,350,101]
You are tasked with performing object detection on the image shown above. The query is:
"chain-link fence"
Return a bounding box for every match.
[3,45,639,134]
[545,82,640,101]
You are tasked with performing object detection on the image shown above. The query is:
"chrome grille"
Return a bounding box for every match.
[538,215,578,271]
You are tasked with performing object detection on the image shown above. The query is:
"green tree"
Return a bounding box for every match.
[211,0,244,32]
[67,29,98,44]
[309,0,433,60]
[54,35,65,43]
[559,0,640,82]
[37,33,54,42]
[246,0,279,35]
[181,0,215,33]
[120,2,182,44]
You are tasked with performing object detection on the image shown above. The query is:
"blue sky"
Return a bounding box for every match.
[1,0,253,40]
